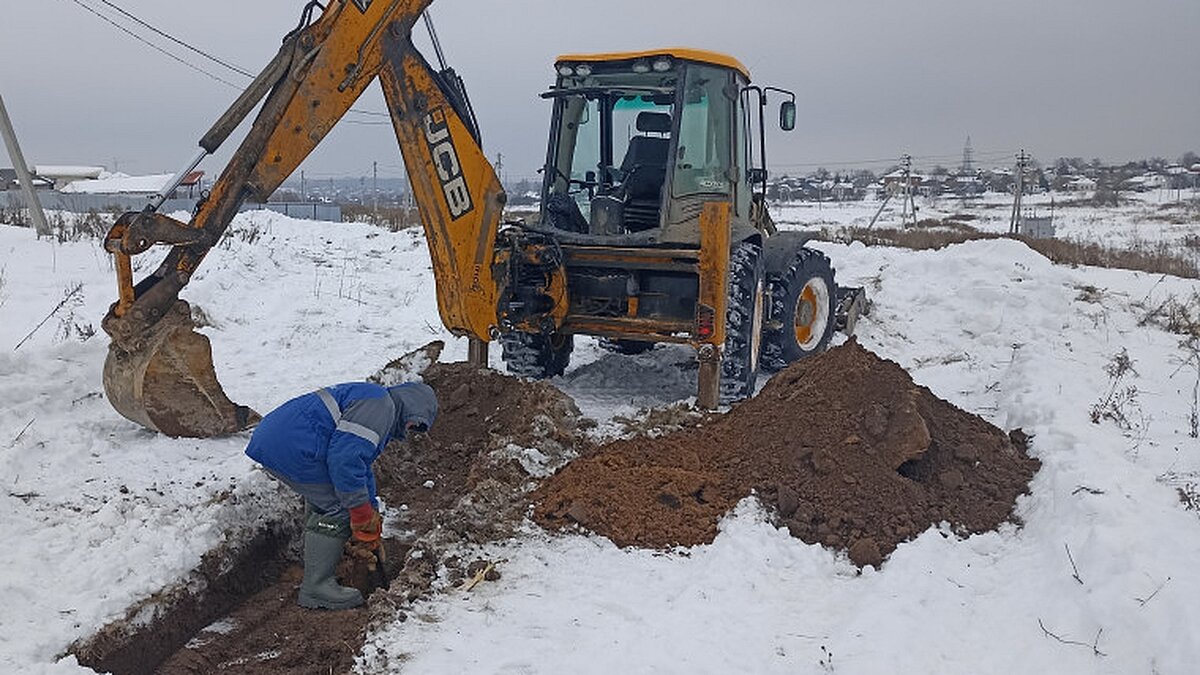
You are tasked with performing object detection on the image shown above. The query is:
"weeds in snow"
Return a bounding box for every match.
[1139,290,1200,338]
[1037,619,1107,658]
[0,265,7,308]
[220,219,267,247]
[13,282,93,350]
[0,204,30,227]
[1140,292,1200,437]
[1158,469,1200,512]
[1090,348,1143,431]
[1173,337,1200,439]
[46,209,116,243]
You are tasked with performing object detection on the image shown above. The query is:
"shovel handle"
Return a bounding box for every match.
[373,546,390,590]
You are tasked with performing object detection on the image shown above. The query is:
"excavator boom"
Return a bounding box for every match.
[103,0,505,437]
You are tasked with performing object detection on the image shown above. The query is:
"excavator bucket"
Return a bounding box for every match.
[103,302,259,438]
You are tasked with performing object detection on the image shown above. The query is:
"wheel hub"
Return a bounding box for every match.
[793,278,830,350]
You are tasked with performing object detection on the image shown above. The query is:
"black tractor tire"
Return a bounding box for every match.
[720,241,767,403]
[500,331,573,379]
[599,338,656,355]
[762,247,836,372]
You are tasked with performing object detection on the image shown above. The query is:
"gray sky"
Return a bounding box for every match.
[3,0,1198,182]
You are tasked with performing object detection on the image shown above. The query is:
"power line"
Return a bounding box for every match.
[65,0,243,89]
[92,0,254,78]
[773,149,1023,170]
[66,0,393,119]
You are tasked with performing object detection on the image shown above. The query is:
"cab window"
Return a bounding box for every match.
[672,65,734,198]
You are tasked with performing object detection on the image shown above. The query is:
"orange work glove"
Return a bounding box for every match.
[349,503,382,548]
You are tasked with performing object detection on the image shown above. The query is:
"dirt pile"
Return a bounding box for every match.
[364,361,586,596]
[534,339,1040,567]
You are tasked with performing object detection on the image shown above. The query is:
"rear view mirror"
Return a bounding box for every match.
[780,101,797,131]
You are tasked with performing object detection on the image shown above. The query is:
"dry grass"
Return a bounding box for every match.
[829,219,1199,279]
[1024,238,1198,279]
[342,204,422,231]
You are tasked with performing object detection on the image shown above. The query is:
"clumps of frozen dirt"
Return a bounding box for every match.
[533,339,1041,567]
[358,360,589,615]
[612,402,713,439]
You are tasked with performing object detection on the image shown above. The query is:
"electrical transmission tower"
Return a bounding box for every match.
[961,136,975,174]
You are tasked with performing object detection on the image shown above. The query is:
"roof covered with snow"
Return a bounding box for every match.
[61,173,173,195]
[30,166,104,180]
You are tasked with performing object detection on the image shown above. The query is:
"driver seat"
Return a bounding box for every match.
[619,111,671,230]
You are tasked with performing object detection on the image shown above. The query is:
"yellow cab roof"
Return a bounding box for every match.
[555,48,751,80]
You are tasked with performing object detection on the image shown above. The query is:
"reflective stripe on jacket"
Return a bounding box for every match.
[246,382,395,509]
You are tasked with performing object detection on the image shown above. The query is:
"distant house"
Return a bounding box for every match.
[1,168,54,191]
[831,181,857,201]
[953,175,984,196]
[1066,176,1097,192]
[1124,174,1166,192]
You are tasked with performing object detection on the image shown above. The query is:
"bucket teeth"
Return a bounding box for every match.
[103,301,259,438]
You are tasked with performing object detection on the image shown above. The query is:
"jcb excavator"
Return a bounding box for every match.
[101,0,865,438]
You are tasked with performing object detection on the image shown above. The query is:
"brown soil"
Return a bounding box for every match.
[534,339,1040,567]
[71,339,1040,673]
[73,357,586,675]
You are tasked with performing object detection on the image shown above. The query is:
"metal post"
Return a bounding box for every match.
[467,337,489,368]
[696,345,720,410]
[0,92,50,236]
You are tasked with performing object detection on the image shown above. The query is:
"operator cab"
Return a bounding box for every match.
[540,49,773,245]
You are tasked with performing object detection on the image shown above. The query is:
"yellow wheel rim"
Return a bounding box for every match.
[793,277,830,350]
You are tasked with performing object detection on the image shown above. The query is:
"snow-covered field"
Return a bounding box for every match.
[775,191,1200,256]
[1,201,1198,673]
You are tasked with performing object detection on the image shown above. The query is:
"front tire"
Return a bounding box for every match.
[720,241,767,403]
[500,331,573,378]
[762,247,836,372]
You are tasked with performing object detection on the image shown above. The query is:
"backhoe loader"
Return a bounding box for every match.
[101,0,865,438]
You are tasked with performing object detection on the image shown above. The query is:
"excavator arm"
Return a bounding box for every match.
[102,0,507,437]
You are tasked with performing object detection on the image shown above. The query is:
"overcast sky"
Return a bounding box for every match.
[2,0,1197,182]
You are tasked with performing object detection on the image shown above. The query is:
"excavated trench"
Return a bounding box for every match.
[71,359,586,675]
[70,340,1040,673]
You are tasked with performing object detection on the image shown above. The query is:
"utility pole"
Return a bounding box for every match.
[300,170,306,202]
[899,154,917,227]
[868,154,918,229]
[372,161,379,219]
[1009,150,1029,235]
[0,91,50,236]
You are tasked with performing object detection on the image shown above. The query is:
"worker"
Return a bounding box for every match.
[245,381,438,609]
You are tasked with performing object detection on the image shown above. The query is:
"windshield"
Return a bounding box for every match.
[547,90,673,221]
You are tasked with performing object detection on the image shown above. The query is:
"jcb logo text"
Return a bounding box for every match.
[423,110,473,220]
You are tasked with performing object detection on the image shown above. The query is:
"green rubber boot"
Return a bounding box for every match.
[298,513,364,610]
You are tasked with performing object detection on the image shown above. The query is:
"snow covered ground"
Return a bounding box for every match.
[775,191,1200,256]
[1,202,1198,673]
